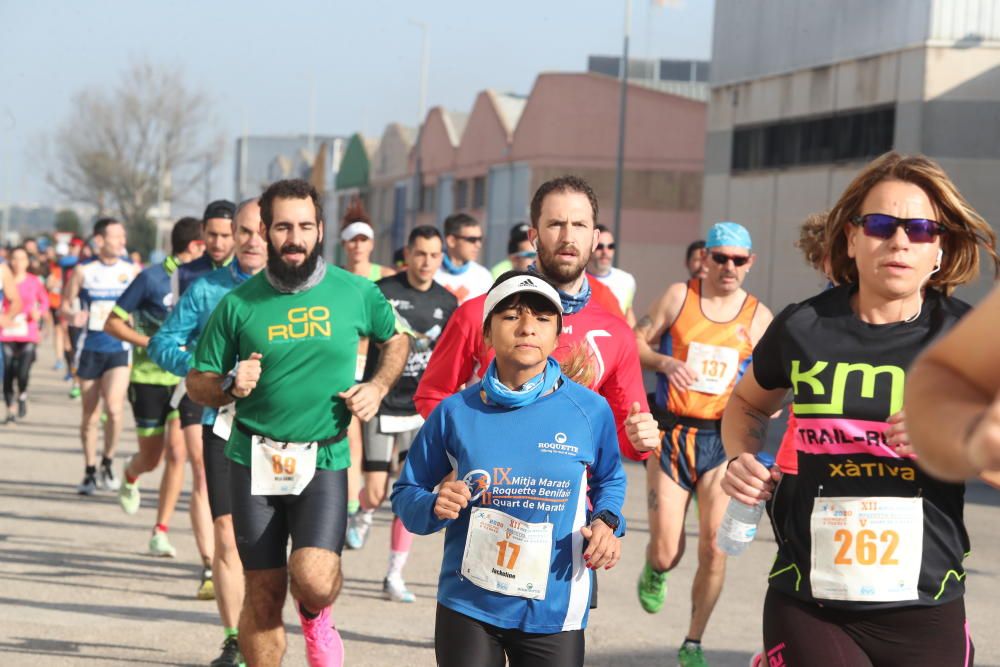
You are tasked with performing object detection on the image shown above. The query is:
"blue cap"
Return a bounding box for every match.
[755,452,775,468]
[706,222,752,250]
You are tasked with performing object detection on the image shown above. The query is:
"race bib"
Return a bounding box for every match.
[250,436,317,496]
[1,313,28,338]
[88,301,116,331]
[461,507,553,600]
[212,403,235,440]
[685,341,740,395]
[379,413,424,434]
[810,496,923,602]
[169,379,186,409]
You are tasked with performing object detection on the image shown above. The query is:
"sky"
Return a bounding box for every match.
[0,0,715,210]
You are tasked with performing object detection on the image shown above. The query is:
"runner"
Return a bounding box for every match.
[63,218,139,495]
[489,222,533,278]
[345,225,458,606]
[906,286,1000,481]
[685,240,708,280]
[434,212,494,305]
[634,221,773,667]
[415,175,645,464]
[721,151,999,666]
[105,216,211,564]
[148,198,267,667]
[392,272,630,667]
[46,242,68,373]
[176,200,236,294]
[2,247,45,422]
[187,179,409,667]
[339,198,395,520]
[587,224,637,326]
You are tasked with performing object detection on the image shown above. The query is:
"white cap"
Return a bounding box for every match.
[341,221,375,242]
[482,274,563,325]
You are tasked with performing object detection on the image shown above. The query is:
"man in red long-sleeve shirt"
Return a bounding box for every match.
[415,175,658,462]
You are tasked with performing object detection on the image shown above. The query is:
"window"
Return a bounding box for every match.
[731,106,895,172]
[420,184,436,213]
[472,176,486,209]
[455,179,469,210]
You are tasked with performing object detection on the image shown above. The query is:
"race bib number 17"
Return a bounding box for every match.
[461,507,553,600]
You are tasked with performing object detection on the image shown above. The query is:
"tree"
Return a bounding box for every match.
[53,209,82,236]
[43,61,223,244]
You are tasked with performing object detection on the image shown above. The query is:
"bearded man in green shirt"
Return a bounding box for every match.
[188,179,408,667]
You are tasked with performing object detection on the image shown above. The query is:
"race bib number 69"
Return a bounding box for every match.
[810,496,923,602]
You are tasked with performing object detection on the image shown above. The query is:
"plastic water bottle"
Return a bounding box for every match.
[716,452,776,556]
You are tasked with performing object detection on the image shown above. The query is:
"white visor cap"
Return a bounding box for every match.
[481,274,564,325]
[341,221,375,242]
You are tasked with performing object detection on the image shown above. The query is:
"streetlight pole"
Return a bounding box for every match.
[612,0,631,268]
[409,19,430,233]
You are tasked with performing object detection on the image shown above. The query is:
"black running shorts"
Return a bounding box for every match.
[435,603,585,667]
[230,462,348,570]
[762,588,973,667]
[202,425,231,520]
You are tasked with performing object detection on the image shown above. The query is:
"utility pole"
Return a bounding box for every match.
[612,0,631,269]
[409,19,430,234]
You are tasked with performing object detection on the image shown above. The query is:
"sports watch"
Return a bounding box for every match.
[592,510,620,532]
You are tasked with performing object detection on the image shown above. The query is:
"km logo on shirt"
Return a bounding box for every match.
[268,306,331,342]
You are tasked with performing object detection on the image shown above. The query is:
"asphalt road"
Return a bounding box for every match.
[1,346,998,666]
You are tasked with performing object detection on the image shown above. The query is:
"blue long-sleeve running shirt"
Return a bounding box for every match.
[147,262,250,425]
[391,378,626,634]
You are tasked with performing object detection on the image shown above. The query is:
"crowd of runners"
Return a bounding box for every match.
[3,150,1000,667]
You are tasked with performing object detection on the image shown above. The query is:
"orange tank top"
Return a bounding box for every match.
[657,279,758,420]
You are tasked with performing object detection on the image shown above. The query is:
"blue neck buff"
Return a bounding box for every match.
[232,261,253,283]
[441,253,470,276]
[529,264,591,315]
[481,357,562,408]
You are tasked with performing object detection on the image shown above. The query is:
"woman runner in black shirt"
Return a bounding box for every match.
[720,151,999,666]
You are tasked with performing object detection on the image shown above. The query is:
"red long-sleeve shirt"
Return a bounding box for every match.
[414,276,650,461]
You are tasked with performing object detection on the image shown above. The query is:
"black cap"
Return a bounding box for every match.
[509,222,530,238]
[203,199,236,221]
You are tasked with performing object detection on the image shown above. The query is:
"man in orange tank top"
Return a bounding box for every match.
[633,222,774,667]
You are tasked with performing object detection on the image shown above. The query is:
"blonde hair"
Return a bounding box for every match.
[825,151,999,294]
[795,212,829,274]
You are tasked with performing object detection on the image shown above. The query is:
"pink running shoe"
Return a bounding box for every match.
[296,603,344,667]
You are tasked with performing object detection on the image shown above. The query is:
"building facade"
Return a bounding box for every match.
[704,0,1000,308]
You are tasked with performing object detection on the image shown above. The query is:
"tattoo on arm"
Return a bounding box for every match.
[636,315,653,332]
[647,489,658,511]
[744,406,769,445]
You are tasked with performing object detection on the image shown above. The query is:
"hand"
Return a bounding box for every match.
[233,352,262,398]
[434,480,471,520]
[339,381,387,422]
[886,410,914,457]
[581,520,621,570]
[625,402,660,452]
[720,452,781,506]
[967,398,1000,472]
[660,356,699,391]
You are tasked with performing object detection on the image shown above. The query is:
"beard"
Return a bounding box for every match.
[536,241,589,285]
[266,239,322,287]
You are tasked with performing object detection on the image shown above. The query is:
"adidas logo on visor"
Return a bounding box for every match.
[519,279,535,287]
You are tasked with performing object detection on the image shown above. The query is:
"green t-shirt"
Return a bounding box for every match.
[193,267,397,470]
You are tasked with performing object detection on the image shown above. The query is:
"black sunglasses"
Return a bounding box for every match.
[595,243,616,251]
[851,213,945,244]
[710,252,750,267]
[456,235,483,244]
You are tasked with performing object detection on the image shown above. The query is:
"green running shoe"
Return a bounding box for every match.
[68,386,81,399]
[678,643,709,667]
[118,481,140,515]
[637,561,668,613]
[148,529,177,558]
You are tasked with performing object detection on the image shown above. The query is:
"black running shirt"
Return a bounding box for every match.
[366,273,458,416]
[754,284,970,610]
